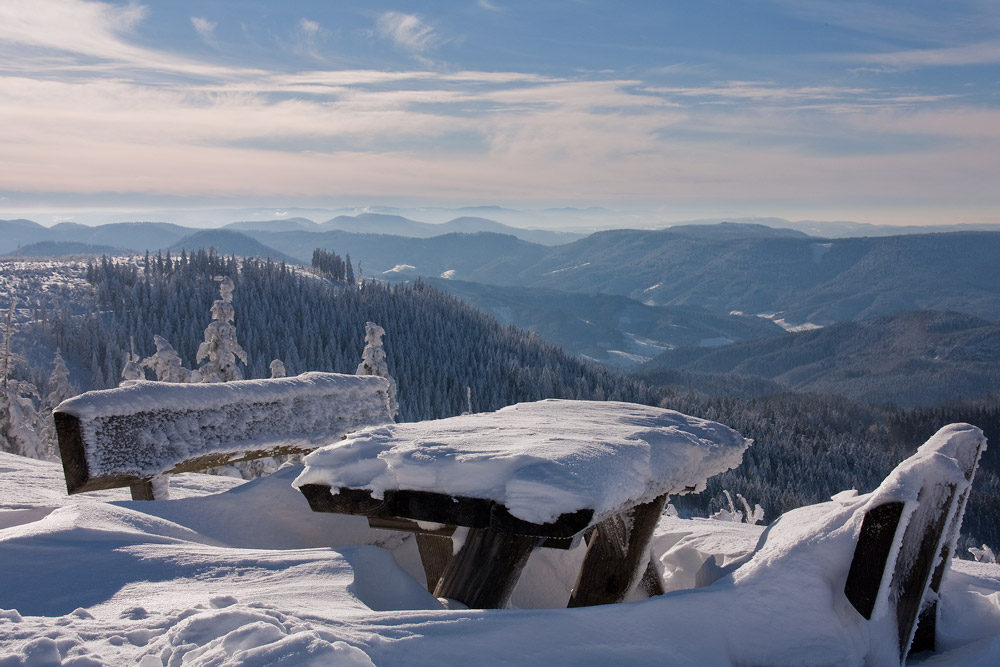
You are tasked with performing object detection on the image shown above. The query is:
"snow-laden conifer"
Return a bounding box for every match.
[142,335,192,382]
[1,300,45,459]
[356,321,398,419]
[196,276,247,383]
[269,359,286,379]
[121,336,144,383]
[39,348,75,458]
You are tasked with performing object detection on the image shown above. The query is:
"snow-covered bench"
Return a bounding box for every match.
[294,399,751,608]
[53,372,395,500]
[842,423,985,662]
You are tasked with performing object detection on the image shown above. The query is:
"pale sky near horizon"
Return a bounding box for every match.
[1,0,999,227]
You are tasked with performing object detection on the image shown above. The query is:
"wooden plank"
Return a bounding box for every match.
[367,517,456,538]
[893,481,957,662]
[130,480,156,501]
[299,484,594,540]
[567,493,668,607]
[433,528,538,608]
[844,501,906,620]
[415,533,454,593]
[909,436,984,655]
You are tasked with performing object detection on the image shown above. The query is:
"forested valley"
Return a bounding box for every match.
[1,253,997,553]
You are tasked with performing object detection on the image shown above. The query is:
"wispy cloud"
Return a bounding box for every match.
[293,18,325,60]
[376,12,436,53]
[191,17,217,46]
[477,0,503,12]
[846,40,1000,69]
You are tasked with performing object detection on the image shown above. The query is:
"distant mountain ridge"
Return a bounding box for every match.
[5,218,1000,328]
[634,310,1000,406]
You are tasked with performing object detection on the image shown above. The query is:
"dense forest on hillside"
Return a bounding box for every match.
[50,252,657,421]
[662,391,1000,551]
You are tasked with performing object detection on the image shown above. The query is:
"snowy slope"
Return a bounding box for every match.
[2,451,999,666]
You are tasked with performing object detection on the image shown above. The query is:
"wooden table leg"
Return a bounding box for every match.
[433,528,538,609]
[568,493,668,607]
[415,533,454,593]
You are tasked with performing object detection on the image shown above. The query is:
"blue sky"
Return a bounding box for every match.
[1,0,998,226]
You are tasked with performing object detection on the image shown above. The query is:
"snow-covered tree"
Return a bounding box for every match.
[710,490,764,525]
[356,321,398,419]
[39,349,76,458]
[269,359,286,379]
[970,544,997,564]
[142,335,191,382]
[1,300,45,459]
[196,276,247,383]
[121,336,144,384]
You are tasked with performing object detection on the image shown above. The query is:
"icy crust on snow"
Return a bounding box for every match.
[55,373,393,479]
[294,399,750,525]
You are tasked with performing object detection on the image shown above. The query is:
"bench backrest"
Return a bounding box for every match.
[844,423,986,664]
[54,372,394,497]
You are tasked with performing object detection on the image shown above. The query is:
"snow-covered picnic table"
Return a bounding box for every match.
[294,399,751,608]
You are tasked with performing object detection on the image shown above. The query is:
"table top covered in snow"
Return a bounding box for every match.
[294,399,750,530]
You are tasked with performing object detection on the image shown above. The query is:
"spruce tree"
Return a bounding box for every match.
[356,321,398,419]
[196,276,248,382]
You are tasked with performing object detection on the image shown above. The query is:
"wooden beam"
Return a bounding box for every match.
[909,437,983,655]
[893,480,957,662]
[433,528,538,609]
[844,501,905,620]
[130,480,156,501]
[415,534,454,593]
[568,493,668,607]
[299,484,594,540]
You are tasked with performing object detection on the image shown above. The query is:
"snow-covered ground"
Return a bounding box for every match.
[2,449,999,666]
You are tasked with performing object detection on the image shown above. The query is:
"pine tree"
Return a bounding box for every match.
[1,300,45,459]
[269,359,287,378]
[39,348,76,458]
[196,276,248,382]
[356,321,398,419]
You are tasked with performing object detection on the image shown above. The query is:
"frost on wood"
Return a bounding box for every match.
[295,399,750,525]
[355,321,398,418]
[54,372,394,491]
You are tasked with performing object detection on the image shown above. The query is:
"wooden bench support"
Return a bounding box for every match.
[130,480,156,501]
[844,502,906,620]
[415,533,454,593]
[568,493,668,607]
[909,443,980,655]
[433,528,538,609]
[844,429,984,663]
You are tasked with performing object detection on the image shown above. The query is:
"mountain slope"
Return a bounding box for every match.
[426,278,787,367]
[635,310,1000,405]
[167,229,303,264]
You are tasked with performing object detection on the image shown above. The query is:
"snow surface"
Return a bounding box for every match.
[55,372,393,480]
[293,400,751,525]
[2,441,1000,665]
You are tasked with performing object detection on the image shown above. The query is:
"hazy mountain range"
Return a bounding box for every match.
[4,215,1000,403]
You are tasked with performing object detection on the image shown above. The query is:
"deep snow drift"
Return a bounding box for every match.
[2,445,999,665]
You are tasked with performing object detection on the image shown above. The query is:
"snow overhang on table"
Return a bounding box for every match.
[293,399,751,526]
